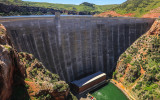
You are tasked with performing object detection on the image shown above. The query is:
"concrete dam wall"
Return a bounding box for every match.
[1,16,155,82]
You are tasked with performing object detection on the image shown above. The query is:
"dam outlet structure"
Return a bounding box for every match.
[1,16,155,82]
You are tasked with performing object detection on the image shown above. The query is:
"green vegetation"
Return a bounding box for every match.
[25,78,32,82]
[0,28,5,35]
[39,83,42,86]
[113,70,118,79]
[25,84,29,89]
[3,45,11,51]
[53,83,69,92]
[0,0,117,16]
[0,0,22,4]
[67,92,78,100]
[112,0,160,17]
[35,93,52,100]
[123,54,132,64]
[126,65,141,82]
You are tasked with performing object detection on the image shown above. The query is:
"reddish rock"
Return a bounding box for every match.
[0,25,25,100]
[123,13,135,17]
[143,7,160,18]
[147,20,160,35]
[95,11,135,17]
[95,11,122,17]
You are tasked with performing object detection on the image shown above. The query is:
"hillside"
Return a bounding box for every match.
[0,0,118,16]
[97,0,160,17]
[114,0,160,17]
[113,19,160,100]
[143,7,160,18]
[94,11,134,17]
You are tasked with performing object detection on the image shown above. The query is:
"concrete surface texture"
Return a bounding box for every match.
[1,16,155,82]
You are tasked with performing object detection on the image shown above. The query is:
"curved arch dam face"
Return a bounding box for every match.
[1,16,155,82]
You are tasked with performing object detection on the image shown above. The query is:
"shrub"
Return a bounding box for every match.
[157,75,160,80]
[131,77,136,82]
[146,81,152,87]
[39,83,42,86]
[135,82,142,90]
[25,63,30,68]
[25,78,32,82]
[121,53,127,58]
[4,45,11,51]
[113,71,118,79]
[123,55,132,64]
[46,94,51,99]
[25,84,29,89]
[31,68,37,76]
[120,74,123,77]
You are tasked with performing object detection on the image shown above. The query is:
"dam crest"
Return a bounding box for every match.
[1,16,155,82]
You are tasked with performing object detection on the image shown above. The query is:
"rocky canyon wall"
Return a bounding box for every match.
[1,16,155,82]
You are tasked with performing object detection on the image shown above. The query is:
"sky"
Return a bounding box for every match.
[22,0,127,5]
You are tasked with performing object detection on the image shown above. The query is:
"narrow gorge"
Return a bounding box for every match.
[1,16,155,82]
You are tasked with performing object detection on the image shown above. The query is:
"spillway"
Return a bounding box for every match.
[1,16,155,82]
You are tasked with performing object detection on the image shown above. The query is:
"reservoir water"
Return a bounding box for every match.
[91,82,128,100]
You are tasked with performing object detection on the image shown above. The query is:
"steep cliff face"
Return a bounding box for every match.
[0,24,25,100]
[114,19,160,100]
[0,24,75,100]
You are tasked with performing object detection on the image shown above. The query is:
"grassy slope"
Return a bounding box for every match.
[113,0,160,17]
[23,2,118,13]
[0,0,118,14]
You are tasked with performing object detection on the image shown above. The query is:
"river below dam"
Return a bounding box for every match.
[91,82,128,100]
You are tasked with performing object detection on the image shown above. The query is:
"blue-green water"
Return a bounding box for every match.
[91,82,128,100]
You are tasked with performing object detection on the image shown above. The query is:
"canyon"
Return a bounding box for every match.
[113,19,160,100]
[0,16,155,82]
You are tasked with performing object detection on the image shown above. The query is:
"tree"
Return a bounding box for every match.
[80,2,95,8]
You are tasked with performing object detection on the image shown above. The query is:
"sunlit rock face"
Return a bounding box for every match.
[2,17,155,82]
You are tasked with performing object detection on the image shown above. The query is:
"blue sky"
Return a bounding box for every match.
[22,0,127,5]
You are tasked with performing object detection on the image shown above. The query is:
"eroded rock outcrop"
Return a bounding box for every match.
[148,19,160,35]
[19,52,70,100]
